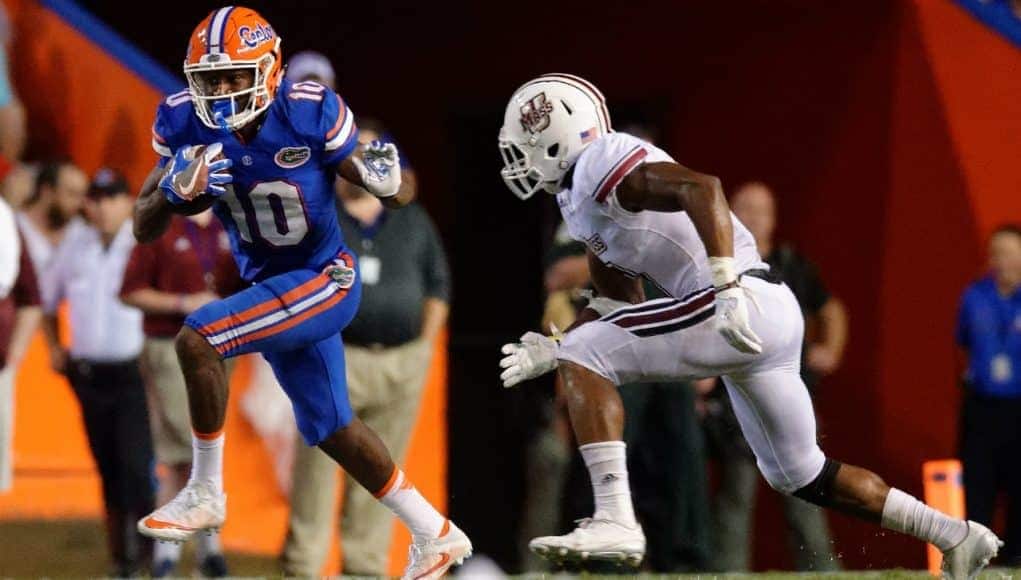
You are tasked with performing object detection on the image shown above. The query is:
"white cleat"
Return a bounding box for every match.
[402,520,473,580]
[137,480,226,543]
[941,520,1003,580]
[529,518,645,567]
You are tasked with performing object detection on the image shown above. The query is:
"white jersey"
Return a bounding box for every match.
[557,132,764,298]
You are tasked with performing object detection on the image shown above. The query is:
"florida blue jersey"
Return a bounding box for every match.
[151,79,359,282]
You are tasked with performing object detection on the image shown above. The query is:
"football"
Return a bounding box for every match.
[167,144,228,215]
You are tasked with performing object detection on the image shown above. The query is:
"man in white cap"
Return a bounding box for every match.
[286,50,336,89]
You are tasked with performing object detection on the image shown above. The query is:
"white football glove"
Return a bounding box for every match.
[351,140,401,198]
[710,256,763,355]
[499,331,560,388]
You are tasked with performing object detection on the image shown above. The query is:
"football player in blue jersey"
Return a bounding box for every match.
[131,7,471,577]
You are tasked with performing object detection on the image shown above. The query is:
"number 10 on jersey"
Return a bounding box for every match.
[220,180,310,246]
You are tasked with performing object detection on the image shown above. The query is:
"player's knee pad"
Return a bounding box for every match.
[791,458,842,508]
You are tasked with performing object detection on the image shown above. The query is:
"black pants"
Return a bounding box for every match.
[960,390,1021,565]
[68,358,156,574]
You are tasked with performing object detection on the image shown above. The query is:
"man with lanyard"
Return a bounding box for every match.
[121,208,242,577]
[282,116,450,577]
[956,224,1021,565]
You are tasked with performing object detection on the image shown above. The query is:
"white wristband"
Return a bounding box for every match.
[708,256,737,288]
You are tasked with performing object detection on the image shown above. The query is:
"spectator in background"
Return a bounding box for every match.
[281,118,446,577]
[0,218,41,493]
[286,50,337,89]
[41,168,154,578]
[957,224,1021,565]
[3,163,38,210]
[16,161,88,323]
[0,193,35,494]
[120,209,241,578]
[0,2,25,167]
[0,193,16,298]
[704,181,847,572]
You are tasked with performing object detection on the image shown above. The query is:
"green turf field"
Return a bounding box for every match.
[0,519,1017,579]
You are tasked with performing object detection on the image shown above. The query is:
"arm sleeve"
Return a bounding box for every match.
[119,243,157,298]
[420,209,451,302]
[321,91,359,167]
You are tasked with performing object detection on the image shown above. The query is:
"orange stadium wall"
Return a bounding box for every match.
[0,1,448,576]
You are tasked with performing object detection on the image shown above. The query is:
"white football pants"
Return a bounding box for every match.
[559,275,826,493]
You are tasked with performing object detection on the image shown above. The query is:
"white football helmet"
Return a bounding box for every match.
[499,73,612,199]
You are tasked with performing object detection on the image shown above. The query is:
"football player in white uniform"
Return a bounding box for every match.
[497,73,1000,578]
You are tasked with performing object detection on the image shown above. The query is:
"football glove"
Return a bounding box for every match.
[351,140,402,198]
[710,257,763,355]
[160,142,233,205]
[499,330,560,388]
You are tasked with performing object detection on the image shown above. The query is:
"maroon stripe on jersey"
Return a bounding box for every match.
[612,290,715,329]
[594,146,648,203]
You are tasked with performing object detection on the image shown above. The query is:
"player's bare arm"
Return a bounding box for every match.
[616,161,734,259]
[134,162,218,243]
[133,165,175,243]
[615,161,761,353]
[565,251,645,332]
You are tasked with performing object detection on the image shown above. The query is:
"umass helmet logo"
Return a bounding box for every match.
[519,92,554,134]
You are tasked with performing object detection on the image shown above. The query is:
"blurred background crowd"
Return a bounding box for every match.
[1,0,1020,577]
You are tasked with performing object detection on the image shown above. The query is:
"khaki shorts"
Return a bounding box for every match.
[140,338,192,465]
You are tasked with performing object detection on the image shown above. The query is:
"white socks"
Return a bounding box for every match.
[881,487,968,551]
[375,467,447,540]
[154,527,222,563]
[191,431,224,493]
[154,540,182,564]
[580,441,637,526]
[197,529,223,558]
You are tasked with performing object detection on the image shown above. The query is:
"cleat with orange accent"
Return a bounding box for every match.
[138,480,226,543]
[401,520,472,580]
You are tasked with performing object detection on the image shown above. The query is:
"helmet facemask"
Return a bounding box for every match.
[185,46,278,131]
[499,131,569,200]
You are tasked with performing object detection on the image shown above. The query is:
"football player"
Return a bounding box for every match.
[497,73,999,578]
[131,7,471,578]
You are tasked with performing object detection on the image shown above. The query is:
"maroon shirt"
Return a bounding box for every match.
[120,216,241,338]
[0,232,42,369]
